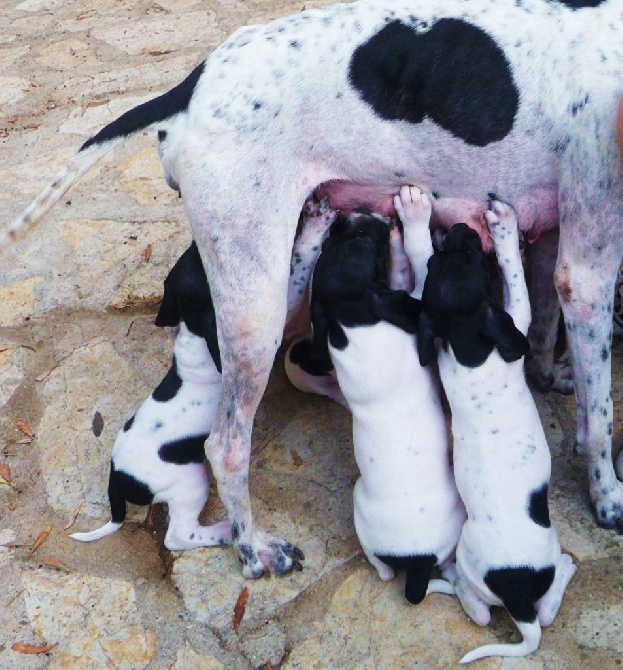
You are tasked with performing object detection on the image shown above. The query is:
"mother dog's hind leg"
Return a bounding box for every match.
[556,142,623,532]
[181,148,308,577]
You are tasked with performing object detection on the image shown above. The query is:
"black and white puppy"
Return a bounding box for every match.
[414,201,576,662]
[71,243,231,551]
[307,185,466,605]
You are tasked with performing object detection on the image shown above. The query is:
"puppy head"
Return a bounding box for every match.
[422,223,490,317]
[418,222,528,367]
[314,209,391,301]
[155,241,222,372]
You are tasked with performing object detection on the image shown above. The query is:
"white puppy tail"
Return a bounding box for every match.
[426,578,455,596]
[459,620,541,663]
[70,520,123,542]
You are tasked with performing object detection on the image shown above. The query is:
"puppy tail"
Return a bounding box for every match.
[426,578,455,596]
[69,462,128,542]
[70,520,123,542]
[459,619,541,663]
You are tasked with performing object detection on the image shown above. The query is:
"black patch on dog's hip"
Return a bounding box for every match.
[528,482,551,528]
[375,553,437,604]
[484,565,555,623]
[108,463,154,521]
[152,360,183,402]
[158,434,208,464]
[348,19,518,147]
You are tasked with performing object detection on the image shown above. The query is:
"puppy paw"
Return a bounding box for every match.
[485,198,519,241]
[394,185,432,229]
[301,195,336,227]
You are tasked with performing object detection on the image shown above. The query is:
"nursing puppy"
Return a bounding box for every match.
[414,202,576,662]
[71,243,232,551]
[309,185,466,604]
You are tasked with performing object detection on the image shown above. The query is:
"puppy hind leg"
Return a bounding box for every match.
[536,553,576,626]
[442,563,491,626]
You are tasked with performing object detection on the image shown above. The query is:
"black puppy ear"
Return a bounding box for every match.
[369,289,421,334]
[201,311,222,373]
[154,280,180,327]
[417,310,437,366]
[481,301,529,362]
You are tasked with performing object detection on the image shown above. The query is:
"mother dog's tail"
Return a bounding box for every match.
[2,61,206,249]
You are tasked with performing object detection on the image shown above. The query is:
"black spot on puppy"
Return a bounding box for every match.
[152,360,183,402]
[528,483,551,528]
[349,19,518,146]
[123,414,135,432]
[158,433,208,464]
[108,463,154,523]
[485,566,555,623]
[376,553,437,604]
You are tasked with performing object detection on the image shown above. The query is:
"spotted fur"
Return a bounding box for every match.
[7,0,623,576]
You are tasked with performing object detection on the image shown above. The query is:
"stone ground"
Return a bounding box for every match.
[1,0,623,668]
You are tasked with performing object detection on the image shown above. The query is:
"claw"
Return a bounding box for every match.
[282,543,305,561]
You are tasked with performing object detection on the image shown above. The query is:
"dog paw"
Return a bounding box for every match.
[394,185,431,228]
[301,195,336,227]
[238,527,305,578]
[591,483,623,533]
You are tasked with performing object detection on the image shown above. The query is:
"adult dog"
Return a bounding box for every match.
[5,0,623,576]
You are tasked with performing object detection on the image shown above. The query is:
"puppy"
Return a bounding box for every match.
[71,243,231,551]
[414,201,576,662]
[308,186,465,604]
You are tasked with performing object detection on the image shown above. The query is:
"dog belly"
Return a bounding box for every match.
[317,181,559,246]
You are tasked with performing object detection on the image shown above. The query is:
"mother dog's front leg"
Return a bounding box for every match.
[556,143,623,532]
[181,143,307,576]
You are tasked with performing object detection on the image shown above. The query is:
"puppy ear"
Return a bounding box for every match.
[154,280,180,327]
[369,289,421,333]
[417,310,437,366]
[481,301,529,362]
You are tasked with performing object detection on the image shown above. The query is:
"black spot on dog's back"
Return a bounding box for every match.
[484,566,555,623]
[158,434,208,464]
[349,19,518,146]
[528,483,551,528]
[152,360,183,402]
[376,553,437,604]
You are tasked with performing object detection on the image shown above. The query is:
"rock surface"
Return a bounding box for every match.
[0,1,622,669]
